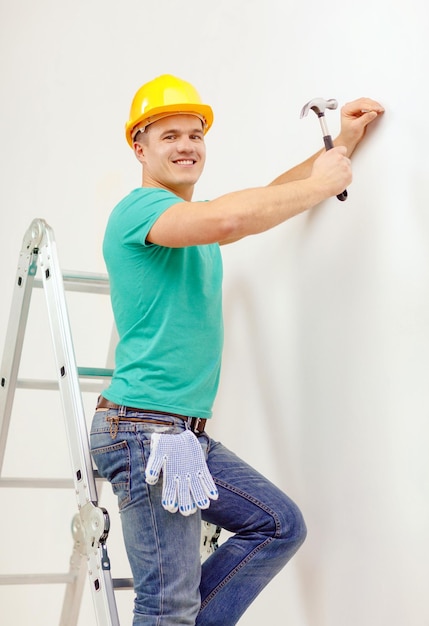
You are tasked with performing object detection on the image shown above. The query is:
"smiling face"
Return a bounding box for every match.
[133,114,207,200]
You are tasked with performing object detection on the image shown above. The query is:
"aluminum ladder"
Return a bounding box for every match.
[0,218,126,625]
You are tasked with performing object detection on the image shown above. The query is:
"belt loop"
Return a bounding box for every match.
[108,404,126,440]
[107,416,119,440]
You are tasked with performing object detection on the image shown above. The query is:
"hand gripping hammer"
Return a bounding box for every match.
[300,97,348,202]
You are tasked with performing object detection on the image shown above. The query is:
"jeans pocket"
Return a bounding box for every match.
[91,438,131,509]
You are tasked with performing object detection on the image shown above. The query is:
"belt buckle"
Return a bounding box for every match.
[188,417,202,434]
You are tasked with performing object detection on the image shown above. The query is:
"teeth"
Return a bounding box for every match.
[175,160,194,165]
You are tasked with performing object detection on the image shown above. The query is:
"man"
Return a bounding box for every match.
[90,74,384,625]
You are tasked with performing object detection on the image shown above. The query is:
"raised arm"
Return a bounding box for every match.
[146,97,384,248]
[147,146,351,247]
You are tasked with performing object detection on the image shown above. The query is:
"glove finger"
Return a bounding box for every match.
[184,431,218,503]
[198,470,219,501]
[145,452,164,485]
[145,433,164,484]
[162,475,179,513]
[178,475,197,517]
[189,474,211,510]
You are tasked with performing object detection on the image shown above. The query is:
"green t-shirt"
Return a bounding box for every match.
[102,187,223,418]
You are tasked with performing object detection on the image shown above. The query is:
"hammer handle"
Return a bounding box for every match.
[323,135,348,201]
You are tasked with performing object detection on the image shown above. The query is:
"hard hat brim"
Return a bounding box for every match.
[126,103,214,147]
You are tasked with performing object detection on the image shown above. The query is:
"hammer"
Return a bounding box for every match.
[300,97,348,202]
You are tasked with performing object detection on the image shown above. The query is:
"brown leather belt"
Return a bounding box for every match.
[96,396,206,434]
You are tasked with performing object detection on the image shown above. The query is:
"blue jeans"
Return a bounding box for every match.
[90,409,306,625]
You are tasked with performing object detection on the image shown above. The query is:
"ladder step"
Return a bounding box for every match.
[16,379,60,390]
[0,471,103,489]
[16,369,112,392]
[0,573,75,585]
[0,477,74,488]
[0,573,133,589]
[77,367,113,378]
[113,578,134,590]
[34,271,110,295]
[16,380,108,393]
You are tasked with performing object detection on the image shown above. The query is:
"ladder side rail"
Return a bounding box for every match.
[59,550,89,626]
[38,227,98,507]
[38,225,120,625]
[61,560,120,626]
[0,241,39,473]
[86,545,121,626]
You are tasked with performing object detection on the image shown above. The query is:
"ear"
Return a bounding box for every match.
[133,141,146,164]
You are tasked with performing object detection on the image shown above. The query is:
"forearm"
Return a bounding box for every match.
[333,131,361,157]
[147,148,351,248]
[213,177,327,244]
[269,149,323,186]
[267,134,366,188]
[148,177,330,248]
[269,130,361,187]
[269,135,352,186]
[213,146,350,244]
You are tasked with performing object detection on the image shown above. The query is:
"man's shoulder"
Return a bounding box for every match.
[104,187,184,249]
[112,187,183,216]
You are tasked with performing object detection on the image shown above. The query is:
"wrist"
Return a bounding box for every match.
[333,132,359,157]
[302,176,333,208]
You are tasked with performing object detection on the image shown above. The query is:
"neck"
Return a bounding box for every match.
[141,172,194,201]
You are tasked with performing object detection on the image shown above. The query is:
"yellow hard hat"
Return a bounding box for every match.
[125,74,214,147]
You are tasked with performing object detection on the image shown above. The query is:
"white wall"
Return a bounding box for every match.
[1,0,428,624]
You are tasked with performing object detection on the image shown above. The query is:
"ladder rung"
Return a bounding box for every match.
[0,473,104,488]
[16,378,110,392]
[0,573,75,585]
[17,379,60,390]
[77,367,113,378]
[0,573,133,589]
[113,578,134,590]
[0,477,74,488]
[34,271,110,295]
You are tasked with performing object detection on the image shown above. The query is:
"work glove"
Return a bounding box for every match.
[145,429,219,516]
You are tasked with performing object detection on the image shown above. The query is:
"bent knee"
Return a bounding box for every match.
[277,496,307,550]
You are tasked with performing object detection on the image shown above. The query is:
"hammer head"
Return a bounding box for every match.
[300,97,338,118]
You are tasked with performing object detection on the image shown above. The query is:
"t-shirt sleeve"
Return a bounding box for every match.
[114,188,183,247]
